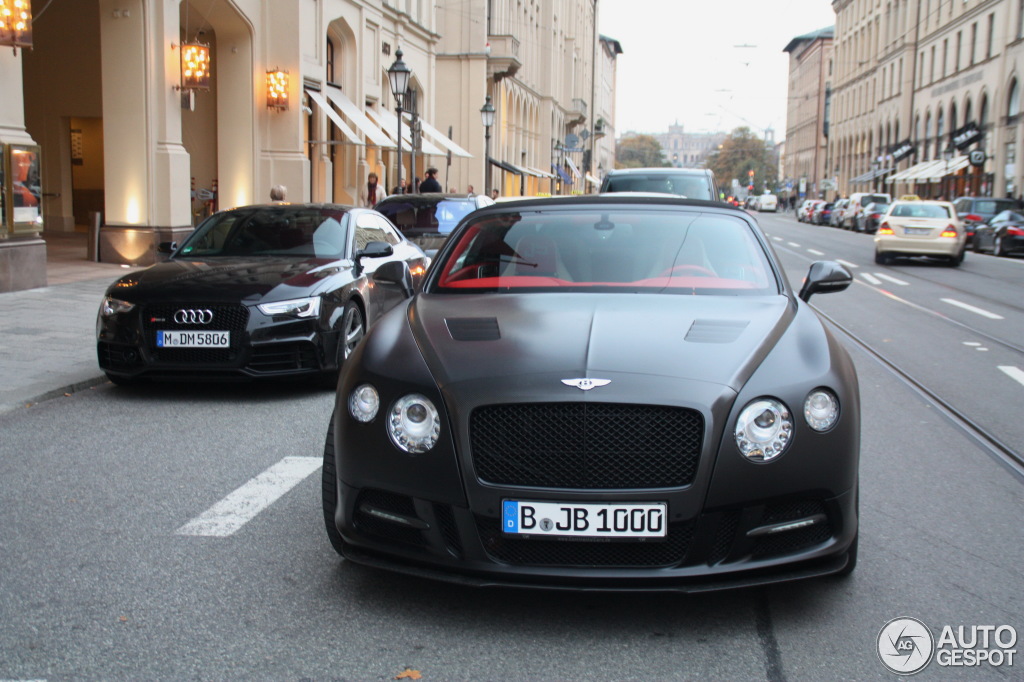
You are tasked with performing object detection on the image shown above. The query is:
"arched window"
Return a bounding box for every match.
[936,109,945,158]
[326,39,335,85]
[1008,78,1020,118]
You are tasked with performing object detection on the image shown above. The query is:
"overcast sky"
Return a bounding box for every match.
[598,0,837,141]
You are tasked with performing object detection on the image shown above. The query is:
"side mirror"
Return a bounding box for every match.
[799,261,852,302]
[353,241,393,274]
[157,241,178,255]
[373,260,415,299]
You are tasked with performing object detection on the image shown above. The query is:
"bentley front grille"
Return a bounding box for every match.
[470,403,703,489]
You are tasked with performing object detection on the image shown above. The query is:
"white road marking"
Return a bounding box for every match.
[807,249,825,256]
[788,241,801,248]
[772,236,783,242]
[940,298,1005,320]
[963,341,982,347]
[874,273,909,286]
[835,259,859,269]
[176,456,322,537]
[1000,366,1024,387]
[859,273,882,285]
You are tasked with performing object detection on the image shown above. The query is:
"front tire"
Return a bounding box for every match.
[339,300,365,365]
[322,417,346,556]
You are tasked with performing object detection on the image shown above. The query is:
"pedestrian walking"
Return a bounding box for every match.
[362,172,386,207]
[418,167,442,193]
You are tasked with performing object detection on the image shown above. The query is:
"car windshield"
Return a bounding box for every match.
[602,174,712,199]
[973,199,1016,215]
[890,203,951,219]
[177,207,349,259]
[432,208,777,295]
[863,194,889,205]
[377,198,477,236]
[994,210,1024,222]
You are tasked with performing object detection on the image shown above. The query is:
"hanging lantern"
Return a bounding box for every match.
[0,0,32,50]
[180,42,211,91]
[267,68,289,110]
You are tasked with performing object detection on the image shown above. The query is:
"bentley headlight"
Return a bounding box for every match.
[387,394,441,453]
[257,297,322,318]
[735,398,793,463]
[348,384,380,423]
[804,389,840,432]
[100,296,135,318]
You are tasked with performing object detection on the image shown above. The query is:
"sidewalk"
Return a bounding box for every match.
[0,232,144,415]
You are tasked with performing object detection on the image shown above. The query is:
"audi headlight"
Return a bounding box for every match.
[804,389,840,432]
[100,296,135,318]
[734,398,793,463]
[387,394,441,453]
[257,297,322,318]
[348,384,380,423]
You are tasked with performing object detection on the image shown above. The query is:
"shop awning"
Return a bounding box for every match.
[489,157,523,174]
[850,167,895,184]
[364,107,446,156]
[565,156,582,178]
[886,160,937,183]
[525,166,556,179]
[552,165,572,184]
[849,169,875,183]
[305,90,364,145]
[321,86,396,148]
[923,155,970,181]
[585,173,601,186]
[408,115,473,158]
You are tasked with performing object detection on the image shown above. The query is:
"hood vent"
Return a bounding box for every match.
[445,317,500,341]
[685,319,749,344]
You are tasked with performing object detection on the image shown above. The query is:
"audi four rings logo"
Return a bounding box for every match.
[174,309,214,324]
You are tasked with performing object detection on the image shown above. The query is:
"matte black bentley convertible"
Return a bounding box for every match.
[97,203,427,385]
[323,195,860,591]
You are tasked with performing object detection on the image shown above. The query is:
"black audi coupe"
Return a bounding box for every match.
[323,195,860,591]
[97,203,428,385]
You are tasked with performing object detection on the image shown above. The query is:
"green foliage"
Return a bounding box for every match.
[705,127,778,192]
[615,134,669,168]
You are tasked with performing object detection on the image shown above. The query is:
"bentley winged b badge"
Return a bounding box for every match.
[561,378,611,391]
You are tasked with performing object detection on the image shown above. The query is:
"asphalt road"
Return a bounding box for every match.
[1,214,1022,680]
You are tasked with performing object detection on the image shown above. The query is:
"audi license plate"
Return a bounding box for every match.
[502,500,667,539]
[156,330,230,348]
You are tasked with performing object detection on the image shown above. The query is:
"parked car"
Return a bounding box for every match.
[374,193,494,256]
[830,199,850,227]
[813,202,835,225]
[972,209,1024,256]
[599,167,720,201]
[952,197,1019,245]
[845,192,892,229]
[323,194,860,591]
[97,203,428,385]
[858,202,890,233]
[874,200,966,266]
[798,199,824,223]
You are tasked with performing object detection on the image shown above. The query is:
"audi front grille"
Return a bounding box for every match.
[470,403,704,489]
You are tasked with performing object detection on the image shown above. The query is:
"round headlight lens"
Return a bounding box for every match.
[348,384,379,423]
[735,398,793,463]
[387,394,441,453]
[804,389,840,432]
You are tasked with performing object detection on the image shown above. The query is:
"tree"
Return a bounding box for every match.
[705,127,778,193]
[615,134,669,168]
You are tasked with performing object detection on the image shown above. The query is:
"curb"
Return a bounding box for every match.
[1,374,110,417]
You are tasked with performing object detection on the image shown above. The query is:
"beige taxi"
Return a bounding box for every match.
[873,200,967,266]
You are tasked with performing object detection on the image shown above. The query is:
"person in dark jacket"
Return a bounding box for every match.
[418,167,442,193]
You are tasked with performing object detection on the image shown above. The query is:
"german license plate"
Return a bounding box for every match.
[156,330,230,348]
[502,500,667,539]
[904,227,932,235]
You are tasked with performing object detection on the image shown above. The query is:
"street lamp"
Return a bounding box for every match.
[387,49,412,193]
[480,95,495,196]
[942,144,955,198]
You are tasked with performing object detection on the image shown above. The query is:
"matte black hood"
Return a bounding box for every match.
[108,257,350,304]
[410,293,793,391]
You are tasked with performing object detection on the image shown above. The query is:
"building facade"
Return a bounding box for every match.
[783,27,835,199]
[828,0,1024,200]
[0,0,613,293]
[654,122,726,169]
